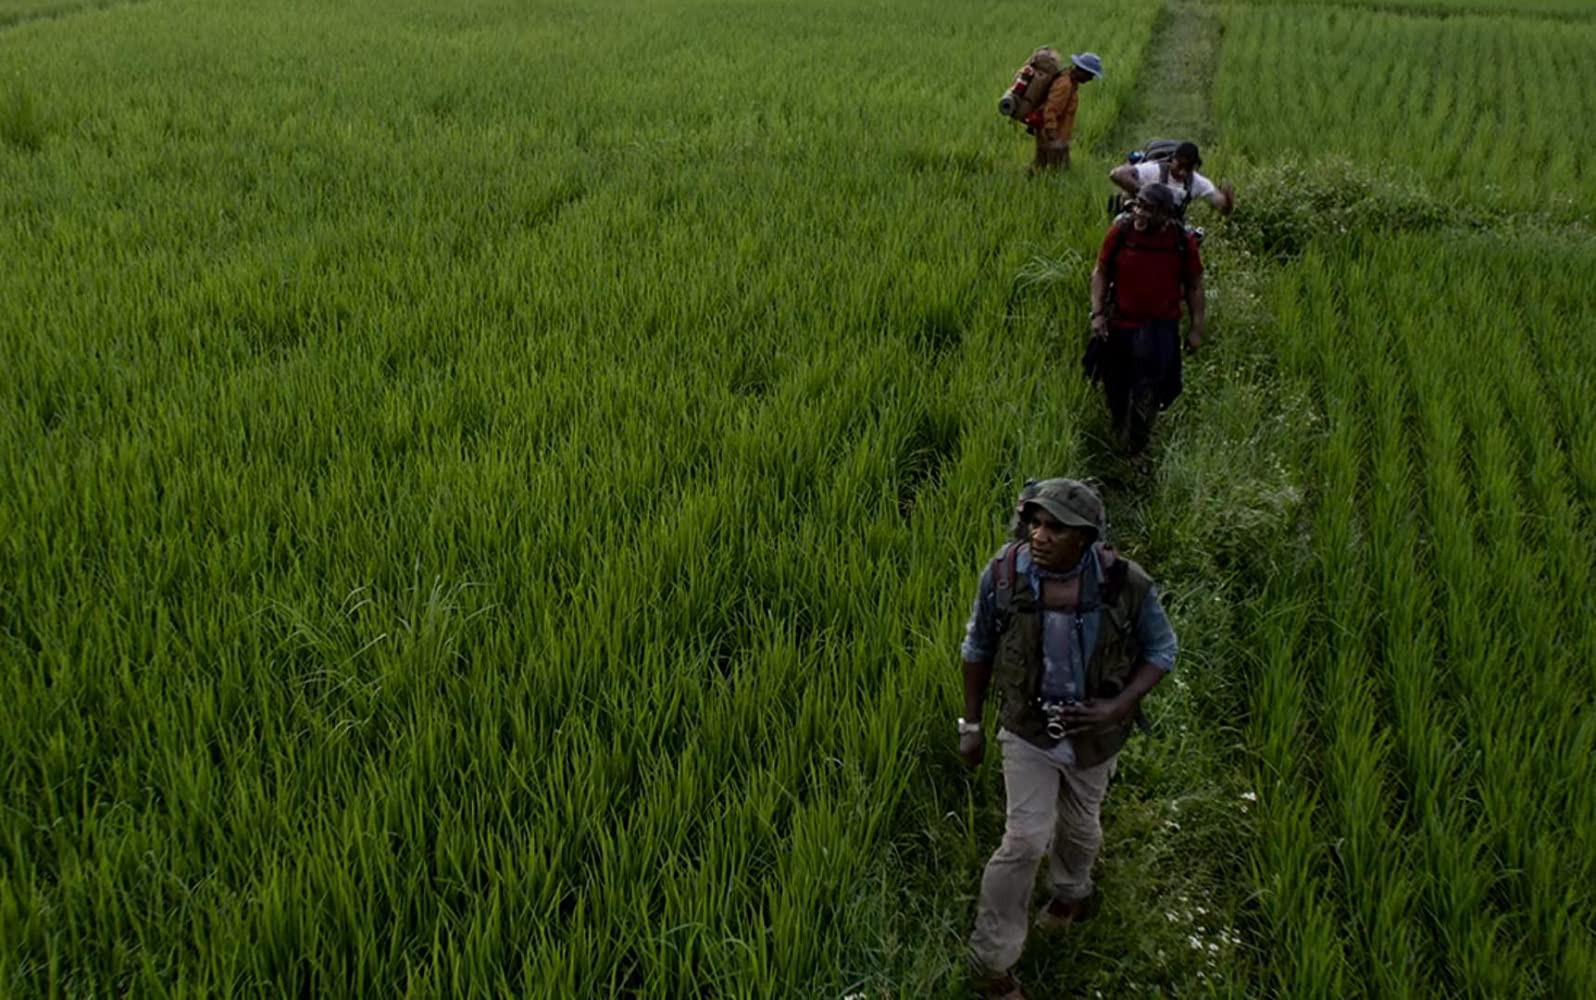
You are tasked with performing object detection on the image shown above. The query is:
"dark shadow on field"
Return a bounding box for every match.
[909,300,967,359]
[896,146,1004,178]
[0,0,151,31]
[896,407,963,521]
[1072,399,1160,528]
[522,181,589,231]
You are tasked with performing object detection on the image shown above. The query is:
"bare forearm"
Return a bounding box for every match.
[1117,660,1166,709]
[1090,269,1108,318]
[962,659,992,720]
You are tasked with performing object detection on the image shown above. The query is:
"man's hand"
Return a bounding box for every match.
[1090,314,1109,339]
[959,731,985,769]
[1217,182,1236,215]
[1185,323,1204,354]
[1058,696,1133,733]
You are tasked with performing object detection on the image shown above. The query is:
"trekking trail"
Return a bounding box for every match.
[1086,0,1228,501]
[1102,1,1223,158]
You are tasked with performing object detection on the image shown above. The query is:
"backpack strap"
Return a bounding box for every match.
[1104,220,1133,293]
[1096,544,1130,606]
[1155,161,1196,219]
[1176,170,1194,220]
[1094,543,1154,732]
[991,541,1022,619]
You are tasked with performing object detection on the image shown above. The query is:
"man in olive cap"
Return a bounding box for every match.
[1033,52,1103,172]
[959,478,1177,999]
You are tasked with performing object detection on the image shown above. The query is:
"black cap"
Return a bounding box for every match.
[1175,141,1202,167]
[1136,182,1177,215]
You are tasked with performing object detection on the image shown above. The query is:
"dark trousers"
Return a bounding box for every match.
[1101,320,1182,453]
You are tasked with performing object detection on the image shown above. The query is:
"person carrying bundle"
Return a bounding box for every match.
[1086,183,1206,454]
[997,48,1104,173]
[1108,140,1234,218]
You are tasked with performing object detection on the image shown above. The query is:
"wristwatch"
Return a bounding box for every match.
[957,717,982,735]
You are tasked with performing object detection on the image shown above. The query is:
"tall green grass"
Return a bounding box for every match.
[6,0,1594,994]
[1224,0,1596,15]
[0,0,1194,993]
[1242,235,1596,996]
[1216,4,1596,216]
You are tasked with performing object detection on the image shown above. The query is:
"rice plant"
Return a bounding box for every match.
[5,0,1593,995]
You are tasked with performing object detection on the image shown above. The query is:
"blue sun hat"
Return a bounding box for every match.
[1070,52,1104,79]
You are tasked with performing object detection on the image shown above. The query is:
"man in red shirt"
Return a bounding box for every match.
[1086,184,1205,453]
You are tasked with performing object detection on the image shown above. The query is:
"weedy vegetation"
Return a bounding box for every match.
[2,0,1593,996]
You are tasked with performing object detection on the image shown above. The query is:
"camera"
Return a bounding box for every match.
[1039,699,1073,741]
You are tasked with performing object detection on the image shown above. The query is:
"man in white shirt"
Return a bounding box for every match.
[1109,141,1234,219]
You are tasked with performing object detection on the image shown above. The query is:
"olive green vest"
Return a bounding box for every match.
[990,543,1154,768]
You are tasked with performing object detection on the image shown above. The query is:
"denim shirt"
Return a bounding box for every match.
[1036,552,1093,703]
[960,543,1178,675]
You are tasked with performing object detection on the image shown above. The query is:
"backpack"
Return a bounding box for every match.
[1082,217,1193,385]
[998,48,1062,130]
[1106,138,1196,220]
[1098,218,1187,309]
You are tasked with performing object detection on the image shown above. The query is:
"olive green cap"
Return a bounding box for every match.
[1022,478,1105,534]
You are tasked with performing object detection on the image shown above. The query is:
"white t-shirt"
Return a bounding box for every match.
[1132,161,1219,208]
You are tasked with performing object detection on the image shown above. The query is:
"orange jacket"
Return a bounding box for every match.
[1040,73,1079,143]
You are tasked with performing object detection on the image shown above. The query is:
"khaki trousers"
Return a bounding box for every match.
[969,729,1118,974]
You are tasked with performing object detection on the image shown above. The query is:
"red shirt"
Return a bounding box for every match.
[1097,221,1202,323]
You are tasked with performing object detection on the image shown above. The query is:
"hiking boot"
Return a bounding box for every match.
[1035,892,1098,932]
[975,970,1028,1000]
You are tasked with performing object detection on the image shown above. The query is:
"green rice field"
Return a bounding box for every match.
[3,0,1593,995]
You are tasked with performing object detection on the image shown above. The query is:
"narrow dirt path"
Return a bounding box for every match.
[1085,0,1238,521]
[1102,0,1224,156]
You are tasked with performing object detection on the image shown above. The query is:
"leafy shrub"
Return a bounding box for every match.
[1225,157,1469,261]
